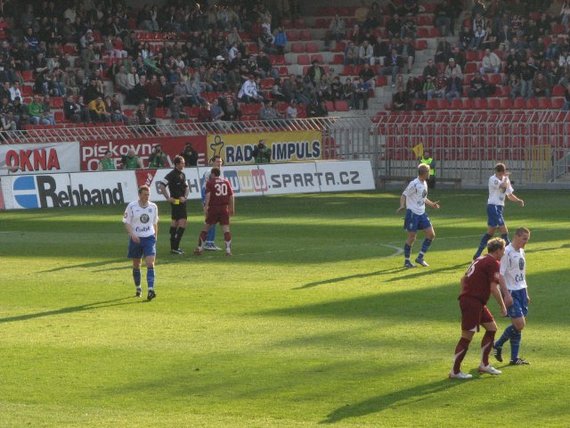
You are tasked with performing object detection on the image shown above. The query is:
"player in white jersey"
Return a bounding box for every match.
[473,163,524,259]
[123,185,159,301]
[493,227,531,365]
[397,164,440,268]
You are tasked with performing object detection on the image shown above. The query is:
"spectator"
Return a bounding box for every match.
[434,38,452,65]
[561,84,570,110]
[344,41,359,65]
[259,100,281,120]
[136,102,157,126]
[421,75,437,100]
[306,59,326,86]
[286,99,298,119]
[220,93,241,121]
[210,98,225,121]
[444,58,463,101]
[252,139,271,163]
[326,15,346,49]
[121,148,143,169]
[434,0,453,36]
[181,143,199,166]
[197,102,213,122]
[533,72,551,97]
[109,94,129,123]
[459,24,474,51]
[382,48,402,87]
[273,26,287,55]
[307,99,328,117]
[88,96,110,122]
[359,40,374,65]
[386,14,402,39]
[519,60,536,99]
[392,87,409,111]
[342,77,356,108]
[41,95,56,126]
[423,58,438,79]
[480,48,502,74]
[354,76,371,110]
[237,74,263,103]
[148,145,168,168]
[468,72,491,98]
[400,37,416,74]
[169,96,188,120]
[28,95,51,125]
[470,25,487,50]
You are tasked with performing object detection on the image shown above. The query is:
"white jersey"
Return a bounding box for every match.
[500,243,527,291]
[123,200,159,238]
[403,177,428,215]
[488,174,513,206]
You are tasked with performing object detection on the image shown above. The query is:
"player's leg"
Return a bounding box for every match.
[495,289,529,364]
[404,231,417,268]
[142,236,157,301]
[403,211,418,268]
[509,316,529,365]
[222,224,232,256]
[474,205,499,259]
[194,223,212,255]
[451,297,480,379]
[169,214,177,251]
[204,224,219,250]
[498,224,510,246]
[474,226,497,259]
[416,222,435,267]
[478,319,501,375]
[128,238,143,297]
[172,217,187,254]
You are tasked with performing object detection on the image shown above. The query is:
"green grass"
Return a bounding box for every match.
[0,190,569,427]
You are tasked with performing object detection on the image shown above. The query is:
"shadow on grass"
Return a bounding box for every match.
[0,297,136,324]
[385,262,469,282]
[320,378,465,424]
[39,259,126,273]
[295,267,404,289]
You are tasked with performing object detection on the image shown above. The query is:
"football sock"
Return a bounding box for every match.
[404,244,411,259]
[207,225,216,242]
[147,267,155,289]
[420,238,432,255]
[133,268,141,287]
[501,233,510,245]
[452,337,471,374]
[510,329,522,361]
[175,227,185,249]
[169,226,177,250]
[199,230,208,246]
[475,233,493,258]
[495,325,515,348]
[224,232,232,250]
[481,330,496,366]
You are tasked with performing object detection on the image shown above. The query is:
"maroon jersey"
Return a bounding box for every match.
[206,176,234,206]
[459,255,500,304]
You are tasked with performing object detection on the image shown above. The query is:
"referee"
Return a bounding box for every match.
[159,155,189,254]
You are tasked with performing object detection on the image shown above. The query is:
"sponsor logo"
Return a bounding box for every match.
[270,171,361,188]
[12,176,125,209]
[135,169,158,187]
[224,169,268,194]
[224,140,321,164]
[5,148,62,172]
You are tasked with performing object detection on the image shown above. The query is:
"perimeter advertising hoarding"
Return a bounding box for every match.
[0,161,374,210]
[80,136,207,171]
[0,142,80,174]
[206,130,322,165]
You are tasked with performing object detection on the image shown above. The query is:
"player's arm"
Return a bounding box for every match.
[507,192,524,207]
[497,273,513,308]
[228,193,235,216]
[124,222,140,243]
[490,281,508,317]
[425,198,440,209]
[158,181,172,202]
[203,192,211,215]
[396,194,406,213]
[182,182,189,201]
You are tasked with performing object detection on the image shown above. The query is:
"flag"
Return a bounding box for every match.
[412,143,424,159]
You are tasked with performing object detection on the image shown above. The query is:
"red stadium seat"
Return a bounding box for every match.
[297,54,310,65]
[310,54,324,64]
[552,85,565,96]
[513,98,526,109]
[290,42,304,53]
[300,30,312,40]
[487,98,500,109]
[333,54,344,64]
[334,100,349,111]
[537,97,552,109]
[305,42,319,53]
[525,98,538,109]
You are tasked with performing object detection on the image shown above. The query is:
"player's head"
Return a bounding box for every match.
[487,237,506,257]
[212,155,223,168]
[495,163,507,175]
[174,155,185,169]
[210,167,221,177]
[138,185,150,202]
[418,163,430,179]
[513,227,531,248]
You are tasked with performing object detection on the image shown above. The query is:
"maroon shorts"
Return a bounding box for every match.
[459,295,494,331]
[206,205,230,226]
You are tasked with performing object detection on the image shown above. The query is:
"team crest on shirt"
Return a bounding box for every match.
[140,213,150,223]
[519,258,525,270]
[422,189,427,198]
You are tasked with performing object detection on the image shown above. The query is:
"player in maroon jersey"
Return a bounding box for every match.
[194,167,235,256]
[449,237,513,379]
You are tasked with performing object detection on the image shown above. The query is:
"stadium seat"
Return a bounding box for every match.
[376,75,387,86]
[450,98,463,109]
[50,97,64,108]
[487,98,500,110]
[305,42,319,53]
[552,97,565,109]
[21,85,33,96]
[525,98,538,109]
[290,42,304,53]
[286,30,299,41]
[21,70,34,82]
[415,39,428,50]
[473,98,488,109]
[300,30,312,40]
[325,100,334,111]
[537,97,552,109]
[297,54,310,65]
[333,54,344,64]
[513,98,526,109]
[334,100,349,111]
[310,54,324,64]
[464,63,477,73]
[552,85,565,96]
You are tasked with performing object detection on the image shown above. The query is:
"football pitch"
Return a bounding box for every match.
[0,190,569,427]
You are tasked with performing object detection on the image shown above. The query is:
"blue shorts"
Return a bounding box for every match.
[507,289,529,318]
[404,210,432,232]
[487,204,505,227]
[127,235,157,259]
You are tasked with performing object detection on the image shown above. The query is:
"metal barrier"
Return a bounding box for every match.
[3,112,570,186]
